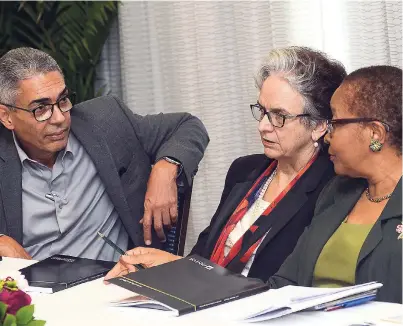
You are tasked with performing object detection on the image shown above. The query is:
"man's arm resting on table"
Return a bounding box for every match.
[0,234,32,259]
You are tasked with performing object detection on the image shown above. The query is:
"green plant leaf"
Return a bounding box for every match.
[17,1,25,11]
[0,302,8,321]
[3,314,16,326]
[26,320,46,326]
[0,0,119,103]
[18,3,37,23]
[15,305,34,324]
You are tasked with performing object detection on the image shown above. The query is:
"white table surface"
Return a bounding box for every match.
[1,257,402,326]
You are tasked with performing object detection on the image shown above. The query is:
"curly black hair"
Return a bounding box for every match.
[343,65,402,153]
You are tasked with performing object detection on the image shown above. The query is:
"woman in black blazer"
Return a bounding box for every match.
[269,65,402,303]
[188,152,334,281]
[105,46,346,282]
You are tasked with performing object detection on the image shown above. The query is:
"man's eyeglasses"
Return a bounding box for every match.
[250,103,311,128]
[0,92,76,122]
[326,118,390,134]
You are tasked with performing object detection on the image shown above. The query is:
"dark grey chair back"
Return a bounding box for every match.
[162,182,192,256]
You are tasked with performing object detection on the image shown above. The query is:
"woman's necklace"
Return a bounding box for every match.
[250,169,277,218]
[259,168,277,200]
[251,151,318,217]
[365,188,393,203]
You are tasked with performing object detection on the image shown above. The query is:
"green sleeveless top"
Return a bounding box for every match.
[313,222,373,288]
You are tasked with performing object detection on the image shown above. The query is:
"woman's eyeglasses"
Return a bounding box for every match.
[326,118,390,134]
[250,103,311,128]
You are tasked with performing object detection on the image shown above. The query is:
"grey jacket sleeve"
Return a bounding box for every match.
[113,96,209,184]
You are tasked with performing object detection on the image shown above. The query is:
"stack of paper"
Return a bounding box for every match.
[240,282,382,322]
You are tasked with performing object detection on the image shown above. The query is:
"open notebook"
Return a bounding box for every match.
[237,282,382,322]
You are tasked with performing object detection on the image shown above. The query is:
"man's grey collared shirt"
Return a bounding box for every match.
[13,132,128,261]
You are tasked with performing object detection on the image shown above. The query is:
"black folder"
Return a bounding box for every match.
[109,254,269,316]
[19,254,115,293]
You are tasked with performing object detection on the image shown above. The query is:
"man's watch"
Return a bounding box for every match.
[162,156,183,176]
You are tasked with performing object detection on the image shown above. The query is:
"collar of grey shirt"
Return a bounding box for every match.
[12,131,75,165]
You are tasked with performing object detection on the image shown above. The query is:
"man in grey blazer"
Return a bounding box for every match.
[0,48,209,261]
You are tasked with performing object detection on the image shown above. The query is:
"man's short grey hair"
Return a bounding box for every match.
[255,46,346,128]
[0,47,63,105]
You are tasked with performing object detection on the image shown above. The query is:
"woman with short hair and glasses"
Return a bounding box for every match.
[269,65,402,303]
[105,46,347,282]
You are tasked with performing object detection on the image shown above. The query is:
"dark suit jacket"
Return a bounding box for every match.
[0,95,209,249]
[190,151,335,282]
[269,176,402,303]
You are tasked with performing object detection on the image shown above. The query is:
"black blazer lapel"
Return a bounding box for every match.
[203,158,271,256]
[0,129,23,243]
[254,191,308,255]
[71,117,137,241]
[227,188,309,273]
[357,178,402,266]
[255,153,331,256]
[204,180,254,256]
[301,179,366,285]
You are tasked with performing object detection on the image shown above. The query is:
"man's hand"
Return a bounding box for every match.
[104,247,181,283]
[140,159,178,245]
[0,235,31,259]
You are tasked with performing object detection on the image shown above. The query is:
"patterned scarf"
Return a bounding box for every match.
[210,152,318,269]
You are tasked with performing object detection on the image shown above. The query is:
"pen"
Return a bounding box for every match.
[97,231,145,270]
[324,295,376,312]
